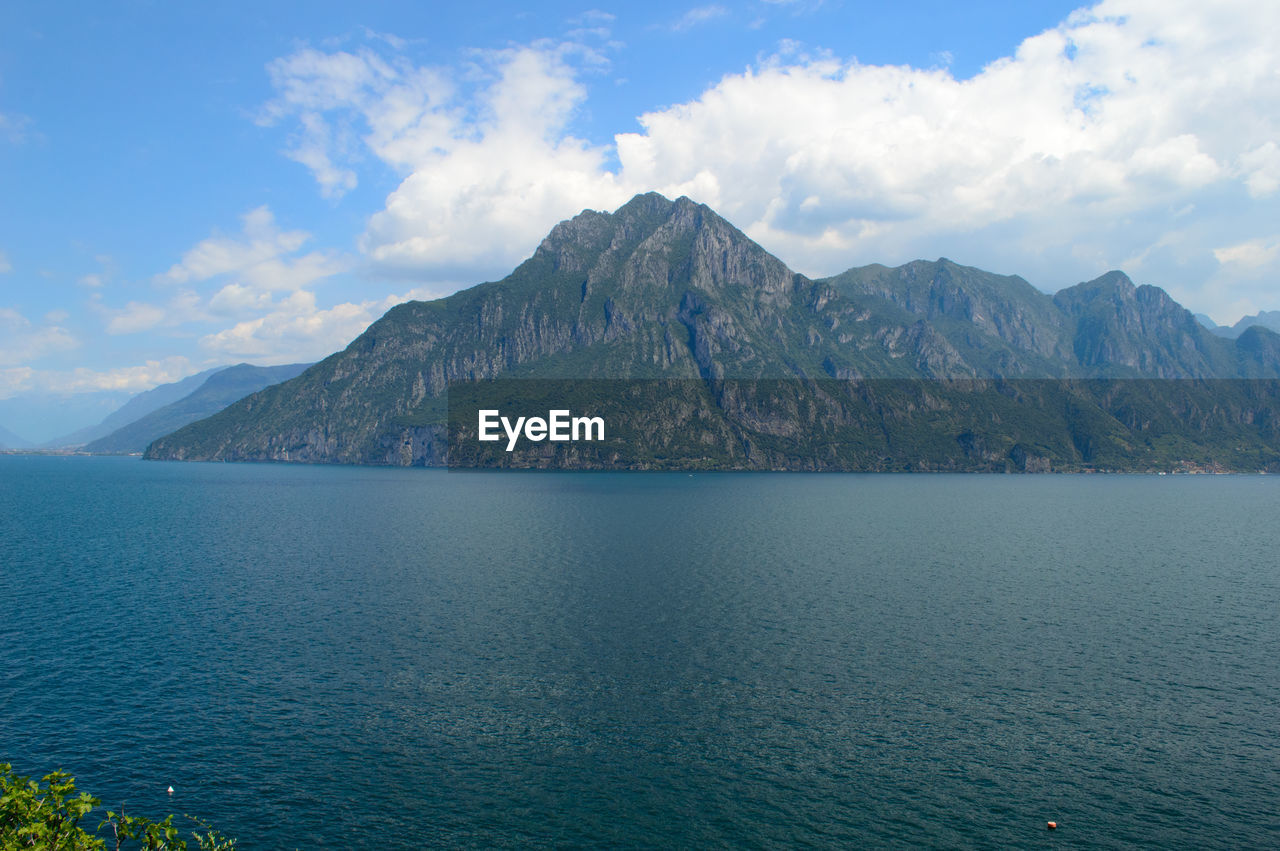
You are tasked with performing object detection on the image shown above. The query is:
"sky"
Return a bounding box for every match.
[2,0,1278,441]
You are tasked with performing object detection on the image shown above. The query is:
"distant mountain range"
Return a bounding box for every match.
[43,367,227,448]
[1197,310,1280,340]
[78,363,311,454]
[0,423,30,450]
[20,363,309,454]
[146,193,1280,471]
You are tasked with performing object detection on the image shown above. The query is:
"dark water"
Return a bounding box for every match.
[3,456,1279,848]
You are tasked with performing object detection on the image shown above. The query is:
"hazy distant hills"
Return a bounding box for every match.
[147,193,1280,471]
[84,362,310,454]
[44,367,226,448]
[1198,310,1280,340]
[0,423,30,450]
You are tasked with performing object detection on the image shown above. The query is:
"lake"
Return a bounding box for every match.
[3,456,1278,848]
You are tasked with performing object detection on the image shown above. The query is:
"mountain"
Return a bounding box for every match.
[1201,309,1280,340]
[42,366,227,448]
[1194,310,1280,340]
[0,423,30,449]
[824,259,1075,376]
[87,363,311,454]
[147,193,1280,470]
[1051,270,1240,378]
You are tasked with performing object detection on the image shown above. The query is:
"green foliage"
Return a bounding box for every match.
[0,765,234,851]
[1,765,100,850]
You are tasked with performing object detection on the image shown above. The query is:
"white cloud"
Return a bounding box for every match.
[1214,236,1280,270]
[1239,142,1280,198]
[615,0,1279,274]
[83,207,356,369]
[208,282,274,316]
[0,251,10,274]
[199,286,443,363]
[94,288,207,335]
[359,45,628,275]
[0,368,33,399]
[162,206,345,290]
[570,10,615,25]
[672,5,729,32]
[76,255,116,289]
[0,307,78,366]
[263,32,627,279]
[0,357,195,398]
[104,301,168,335]
[0,112,33,145]
[131,205,355,351]
[757,0,825,9]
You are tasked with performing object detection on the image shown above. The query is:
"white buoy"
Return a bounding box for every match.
[167,786,174,795]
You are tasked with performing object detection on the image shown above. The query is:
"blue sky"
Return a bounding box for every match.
[2,0,1278,441]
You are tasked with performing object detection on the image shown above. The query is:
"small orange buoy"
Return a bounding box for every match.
[1047,821,1057,830]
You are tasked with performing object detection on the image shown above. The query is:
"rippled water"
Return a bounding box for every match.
[3,456,1279,848]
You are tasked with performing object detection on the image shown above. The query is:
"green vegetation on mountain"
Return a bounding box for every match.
[146,193,1280,471]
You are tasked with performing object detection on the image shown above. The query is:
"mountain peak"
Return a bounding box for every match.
[1053,270,1137,314]
[1053,270,1230,376]
[617,190,678,217]
[524,192,791,301]
[1076,270,1136,295]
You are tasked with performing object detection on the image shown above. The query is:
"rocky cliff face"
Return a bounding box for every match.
[146,193,1280,466]
[826,258,1075,371]
[1053,271,1237,377]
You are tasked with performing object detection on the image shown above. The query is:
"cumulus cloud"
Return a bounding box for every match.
[0,367,33,399]
[1214,237,1280,270]
[162,206,346,291]
[262,32,628,279]
[199,286,444,362]
[104,301,169,335]
[263,0,1280,318]
[1239,142,1280,199]
[0,357,195,399]
[208,282,274,316]
[93,287,207,335]
[117,205,357,350]
[88,206,360,375]
[0,307,77,366]
[618,0,1278,274]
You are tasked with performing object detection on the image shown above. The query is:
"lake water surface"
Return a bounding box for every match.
[3,456,1279,848]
